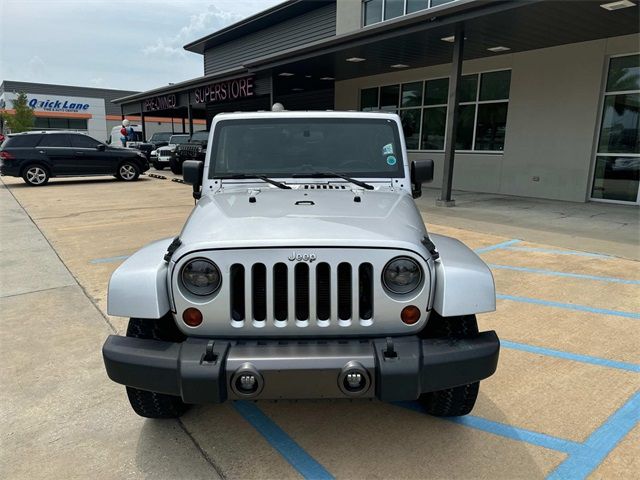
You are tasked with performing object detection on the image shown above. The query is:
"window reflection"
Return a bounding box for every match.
[598,93,640,155]
[592,156,640,202]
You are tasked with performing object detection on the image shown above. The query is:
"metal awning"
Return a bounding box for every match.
[244,0,639,81]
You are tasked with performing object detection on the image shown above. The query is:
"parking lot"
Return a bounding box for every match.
[1,173,638,480]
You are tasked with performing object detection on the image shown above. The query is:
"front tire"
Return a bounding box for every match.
[125,316,188,418]
[153,161,165,170]
[22,164,50,186]
[116,161,140,181]
[418,314,480,417]
[169,156,182,175]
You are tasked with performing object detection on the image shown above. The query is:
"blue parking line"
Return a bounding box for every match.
[233,401,335,480]
[488,263,640,285]
[474,239,521,254]
[547,390,640,480]
[396,401,582,454]
[89,254,130,264]
[502,246,612,259]
[501,340,640,373]
[496,294,640,320]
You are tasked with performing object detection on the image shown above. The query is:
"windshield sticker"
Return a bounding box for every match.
[386,155,397,166]
[382,143,394,155]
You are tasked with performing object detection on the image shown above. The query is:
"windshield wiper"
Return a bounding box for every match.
[219,174,291,189]
[292,171,374,190]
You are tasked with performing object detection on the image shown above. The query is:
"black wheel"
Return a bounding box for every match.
[418,313,480,417]
[153,161,165,171]
[169,156,182,175]
[125,316,188,418]
[22,164,50,186]
[116,161,140,181]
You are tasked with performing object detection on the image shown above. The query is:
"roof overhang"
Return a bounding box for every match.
[113,0,638,110]
[244,0,639,81]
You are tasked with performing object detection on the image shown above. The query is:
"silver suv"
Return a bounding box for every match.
[102,111,499,419]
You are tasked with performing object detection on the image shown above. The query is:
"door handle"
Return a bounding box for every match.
[75,151,85,155]
[38,150,45,154]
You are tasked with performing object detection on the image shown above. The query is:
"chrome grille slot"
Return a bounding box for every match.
[230,264,245,321]
[273,263,288,321]
[294,263,310,320]
[316,263,331,321]
[337,263,352,321]
[252,264,267,322]
[359,263,374,321]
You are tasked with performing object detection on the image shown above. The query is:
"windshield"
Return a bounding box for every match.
[190,131,209,142]
[170,135,190,144]
[151,132,171,142]
[209,118,403,179]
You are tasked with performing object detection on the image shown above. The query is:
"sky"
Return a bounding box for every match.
[0,0,282,93]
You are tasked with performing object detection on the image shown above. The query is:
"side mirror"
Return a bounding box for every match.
[183,160,204,200]
[410,159,434,198]
[96,144,106,151]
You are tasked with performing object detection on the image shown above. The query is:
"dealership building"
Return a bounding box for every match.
[112,0,639,205]
[0,81,205,143]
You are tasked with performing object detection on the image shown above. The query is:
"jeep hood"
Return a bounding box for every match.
[175,189,428,254]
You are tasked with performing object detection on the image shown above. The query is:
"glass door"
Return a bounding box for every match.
[591,54,640,204]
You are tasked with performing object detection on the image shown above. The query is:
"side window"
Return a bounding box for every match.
[38,134,71,147]
[70,134,101,148]
[5,135,42,147]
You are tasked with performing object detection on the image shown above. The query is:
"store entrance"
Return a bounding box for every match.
[590,54,640,205]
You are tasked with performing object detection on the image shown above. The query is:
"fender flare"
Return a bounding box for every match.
[107,237,172,319]
[430,233,496,317]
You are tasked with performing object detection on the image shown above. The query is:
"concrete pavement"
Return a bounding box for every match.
[0,182,221,480]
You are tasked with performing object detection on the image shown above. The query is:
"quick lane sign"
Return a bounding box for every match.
[143,94,177,112]
[28,98,90,112]
[193,76,254,104]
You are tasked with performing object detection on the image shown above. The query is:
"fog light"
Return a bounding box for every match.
[183,307,203,327]
[401,305,421,325]
[231,363,264,397]
[344,371,366,392]
[236,374,258,394]
[338,361,370,397]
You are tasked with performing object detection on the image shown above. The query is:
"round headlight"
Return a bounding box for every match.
[382,256,422,294]
[181,259,221,296]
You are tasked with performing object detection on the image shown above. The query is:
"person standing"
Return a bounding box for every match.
[120,118,133,147]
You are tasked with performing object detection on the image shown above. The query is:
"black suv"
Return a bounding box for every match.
[170,130,209,174]
[0,131,150,186]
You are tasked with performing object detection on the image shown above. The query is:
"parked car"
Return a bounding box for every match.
[148,131,172,149]
[0,131,149,186]
[153,134,190,170]
[170,130,209,174]
[102,111,499,419]
[135,131,174,163]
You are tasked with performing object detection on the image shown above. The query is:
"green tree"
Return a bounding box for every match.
[2,92,35,133]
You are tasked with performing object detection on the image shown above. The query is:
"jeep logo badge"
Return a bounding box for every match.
[288,252,317,263]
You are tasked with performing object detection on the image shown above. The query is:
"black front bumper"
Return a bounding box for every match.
[103,333,499,403]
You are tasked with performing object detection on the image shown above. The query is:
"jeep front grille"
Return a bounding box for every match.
[171,248,432,337]
[178,144,201,156]
[229,261,374,327]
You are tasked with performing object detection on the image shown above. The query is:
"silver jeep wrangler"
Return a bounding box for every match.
[103,111,499,419]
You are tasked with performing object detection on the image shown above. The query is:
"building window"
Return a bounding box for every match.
[363,0,457,26]
[591,54,640,204]
[33,117,88,131]
[359,69,511,152]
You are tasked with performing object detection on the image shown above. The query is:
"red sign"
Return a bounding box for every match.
[193,76,254,104]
